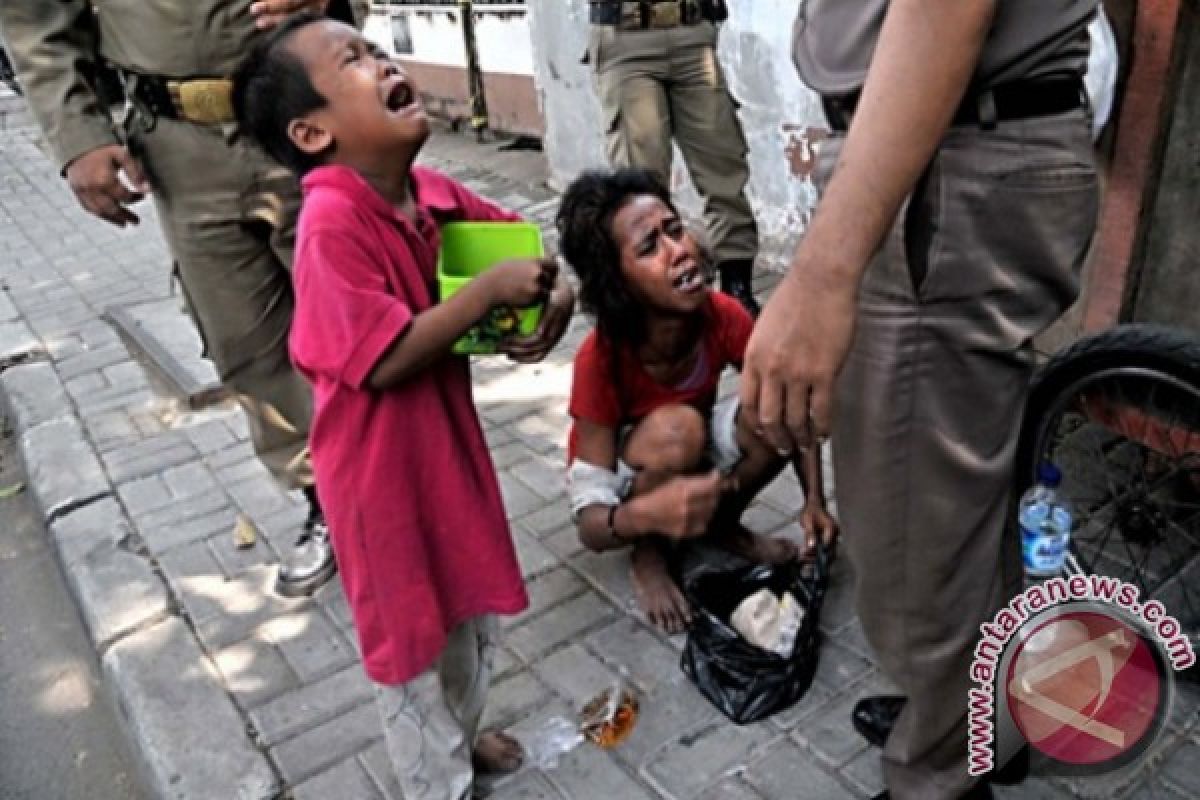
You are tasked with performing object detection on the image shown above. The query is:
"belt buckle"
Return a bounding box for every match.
[173,79,235,125]
[650,3,682,27]
[618,3,641,29]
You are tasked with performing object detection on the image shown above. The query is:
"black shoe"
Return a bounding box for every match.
[275,494,337,597]
[853,695,906,748]
[718,259,761,317]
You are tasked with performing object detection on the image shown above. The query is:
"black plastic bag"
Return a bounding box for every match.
[680,545,829,725]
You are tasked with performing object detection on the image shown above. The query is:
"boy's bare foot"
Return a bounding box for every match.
[472,730,523,774]
[714,524,800,565]
[630,541,691,634]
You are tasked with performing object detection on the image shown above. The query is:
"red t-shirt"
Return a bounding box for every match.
[567,292,754,460]
[290,165,528,685]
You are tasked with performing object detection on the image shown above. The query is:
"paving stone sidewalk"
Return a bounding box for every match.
[1,87,1197,799]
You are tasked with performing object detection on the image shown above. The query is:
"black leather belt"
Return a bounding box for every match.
[822,77,1087,132]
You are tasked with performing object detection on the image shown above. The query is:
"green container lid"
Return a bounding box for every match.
[436,222,546,355]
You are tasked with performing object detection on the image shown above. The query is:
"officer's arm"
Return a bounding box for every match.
[739,0,997,451]
[796,0,997,282]
[0,1,117,172]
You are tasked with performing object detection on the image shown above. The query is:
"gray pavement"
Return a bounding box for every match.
[1,85,1197,799]
[0,414,149,800]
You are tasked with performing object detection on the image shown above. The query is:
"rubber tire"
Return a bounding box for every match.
[1014,324,1200,680]
[1014,324,1200,501]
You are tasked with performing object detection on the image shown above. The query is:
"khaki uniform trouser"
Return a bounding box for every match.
[822,109,1098,799]
[374,617,497,800]
[589,21,757,263]
[131,117,312,489]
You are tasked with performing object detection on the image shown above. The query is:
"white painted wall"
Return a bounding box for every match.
[367,3,535,75]
[527,0,827,257]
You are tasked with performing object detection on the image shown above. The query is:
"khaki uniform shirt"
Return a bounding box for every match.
[0,1,368,168]
[792,0,1098,95]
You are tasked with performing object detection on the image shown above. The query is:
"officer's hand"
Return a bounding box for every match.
[64,144,150,228]
[739,262,857,454]
[251,0,332,29]
[499,267,575,364]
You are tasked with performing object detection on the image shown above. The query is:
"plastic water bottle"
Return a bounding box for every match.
[1018,462,1073,577]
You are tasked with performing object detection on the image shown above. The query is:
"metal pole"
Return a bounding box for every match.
[458,0,489,140]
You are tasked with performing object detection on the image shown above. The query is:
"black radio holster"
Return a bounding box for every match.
[698,0,728,22]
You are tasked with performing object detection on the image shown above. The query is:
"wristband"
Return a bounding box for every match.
[607,504,627,543]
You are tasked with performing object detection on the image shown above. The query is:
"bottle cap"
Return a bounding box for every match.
[1037,462,1063,488]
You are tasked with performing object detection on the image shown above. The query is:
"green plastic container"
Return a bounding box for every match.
[436,222,546,355]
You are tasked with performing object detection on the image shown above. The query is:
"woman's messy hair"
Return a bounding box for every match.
[555,168,676,348]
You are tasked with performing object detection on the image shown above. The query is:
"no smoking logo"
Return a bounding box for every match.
[1005,611,1167,767]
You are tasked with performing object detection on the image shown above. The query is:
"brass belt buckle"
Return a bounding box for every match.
[618,2,641,29]
[650,3,682,28]
[171,79,235,125]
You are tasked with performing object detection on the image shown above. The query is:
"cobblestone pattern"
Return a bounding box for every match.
[1,110,1196,800]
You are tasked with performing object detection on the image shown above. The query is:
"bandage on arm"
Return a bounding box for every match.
[567,459,633,519]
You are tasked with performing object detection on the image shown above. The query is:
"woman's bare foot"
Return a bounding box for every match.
[630,540,691,634]
[472,730,523,774]
[713,523,800,565]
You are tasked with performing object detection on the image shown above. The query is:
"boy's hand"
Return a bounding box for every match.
[799,503,839,561]
[641,471,721,540]
[500,268,576,363]
[484,258,557,309]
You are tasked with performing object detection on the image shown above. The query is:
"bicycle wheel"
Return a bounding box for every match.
[1015,325,1200,669]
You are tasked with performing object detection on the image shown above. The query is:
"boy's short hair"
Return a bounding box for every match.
[232,12,328,175]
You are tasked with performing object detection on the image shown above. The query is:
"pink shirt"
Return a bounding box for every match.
[291,164,528,685]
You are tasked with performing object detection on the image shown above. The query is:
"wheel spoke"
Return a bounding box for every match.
[1027,339,1200,646]
[1166,547,1200,625]
[1119,530,1150,593]
[1137,380,1158,451]
[1131,534,1158,586]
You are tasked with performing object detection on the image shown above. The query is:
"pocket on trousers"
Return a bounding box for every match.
[242,163,300,230]
[243,162,303,268]
[811,133,842,195]
[903,156,943,297]
[588,26,614,71]
[690,83,743,137]
[927,130,1100,348]
[603,97,623,137]
[993,161,1098,191]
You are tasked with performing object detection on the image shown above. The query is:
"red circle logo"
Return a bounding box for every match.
[1005,611,1164,766]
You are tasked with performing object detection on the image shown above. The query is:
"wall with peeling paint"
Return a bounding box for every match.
[527,0,827,257]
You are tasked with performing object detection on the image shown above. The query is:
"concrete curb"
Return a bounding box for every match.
[0,357,282,800]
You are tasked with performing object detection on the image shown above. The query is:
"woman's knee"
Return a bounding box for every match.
[625,405,708,473]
